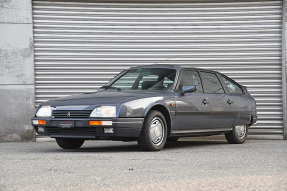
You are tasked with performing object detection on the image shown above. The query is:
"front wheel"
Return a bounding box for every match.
[55,138,85,149]
[137,110,167,151]
[225,125,248,144]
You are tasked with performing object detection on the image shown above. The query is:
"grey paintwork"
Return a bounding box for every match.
[33,65,257,138]
[41,91,175,118]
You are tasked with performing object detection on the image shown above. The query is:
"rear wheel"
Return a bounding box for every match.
[137,110,167,151]
[225,125,248,144]
[55,138,85,149]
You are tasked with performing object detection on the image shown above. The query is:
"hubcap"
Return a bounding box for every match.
[235,125,246,139]
[149,117,164,146]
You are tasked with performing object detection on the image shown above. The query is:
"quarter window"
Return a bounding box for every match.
[222,76,243,94]
[177,70,203,93]
[200,72,224,94]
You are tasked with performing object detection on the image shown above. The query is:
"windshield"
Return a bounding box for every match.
[105,68,177,91]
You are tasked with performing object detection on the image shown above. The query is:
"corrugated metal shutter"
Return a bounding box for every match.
[32,0,283,137]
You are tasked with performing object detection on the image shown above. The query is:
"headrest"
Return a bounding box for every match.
[142,81,158,90]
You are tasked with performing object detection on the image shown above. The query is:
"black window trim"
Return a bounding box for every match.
[198,71,226,94]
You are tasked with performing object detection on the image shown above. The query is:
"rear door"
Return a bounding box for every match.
[199,71,236,129]
[174,70,211,131]
[220,75,251,126]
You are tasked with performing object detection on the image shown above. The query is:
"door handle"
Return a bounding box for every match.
[202,98,209,105]
[227,99,233,105]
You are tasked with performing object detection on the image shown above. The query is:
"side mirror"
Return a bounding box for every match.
[182,86,196,95]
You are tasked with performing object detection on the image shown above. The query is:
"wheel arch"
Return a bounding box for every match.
[144,104,172,138]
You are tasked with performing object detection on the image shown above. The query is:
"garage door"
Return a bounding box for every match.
[32,0,283,137]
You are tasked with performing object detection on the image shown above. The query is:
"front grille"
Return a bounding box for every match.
[52,110,91,118]
[45,127,96,136]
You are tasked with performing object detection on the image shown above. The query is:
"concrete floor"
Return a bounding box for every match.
[0,138,286,191]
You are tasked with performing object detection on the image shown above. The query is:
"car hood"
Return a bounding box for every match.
[42,90,169,106]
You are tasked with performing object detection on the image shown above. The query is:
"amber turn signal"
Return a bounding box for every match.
[89,121,112,126]
[38,120,46,125]
[89,121,102,126]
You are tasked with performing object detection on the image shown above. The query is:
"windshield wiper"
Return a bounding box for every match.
[99,85,121,91]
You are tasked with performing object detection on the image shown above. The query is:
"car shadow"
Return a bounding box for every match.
[164,140,228,150]
[39,139,228,153]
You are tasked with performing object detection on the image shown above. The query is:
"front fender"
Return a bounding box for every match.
[143,101,172,118]
[118,97,164,117]
[118,96,175,118]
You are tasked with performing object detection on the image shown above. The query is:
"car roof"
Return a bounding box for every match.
[129,64,219,74]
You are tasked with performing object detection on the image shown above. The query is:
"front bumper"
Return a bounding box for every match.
[31,117,144,139]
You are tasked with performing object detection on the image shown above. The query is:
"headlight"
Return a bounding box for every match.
[36,106,53,117]
[90,106,116,117]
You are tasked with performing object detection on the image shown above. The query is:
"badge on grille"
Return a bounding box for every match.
[67,112,71,117]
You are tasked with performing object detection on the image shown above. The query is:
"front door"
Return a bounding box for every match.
[173,70,211,132]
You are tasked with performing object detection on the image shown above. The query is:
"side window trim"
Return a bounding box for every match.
[194,70,204,93]
[199,71,226,94]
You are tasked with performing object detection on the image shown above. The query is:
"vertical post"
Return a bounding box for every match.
[282,0,287,140]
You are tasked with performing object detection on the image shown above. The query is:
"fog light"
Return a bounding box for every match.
[104,128,114,134]
[38,127,45,134]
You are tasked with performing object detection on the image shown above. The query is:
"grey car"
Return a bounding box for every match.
[31,65,257,151]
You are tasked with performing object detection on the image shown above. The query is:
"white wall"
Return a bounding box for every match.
[0,0,35,141]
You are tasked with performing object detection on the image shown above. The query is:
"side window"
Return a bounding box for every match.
[200,72,224,94]
[177,70,203,93]
[222,76,243,94]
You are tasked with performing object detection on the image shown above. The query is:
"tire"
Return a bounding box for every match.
[137,110,167,151]
[55,138,85,149]
[225,125,248,144]
[167,137,179,142]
